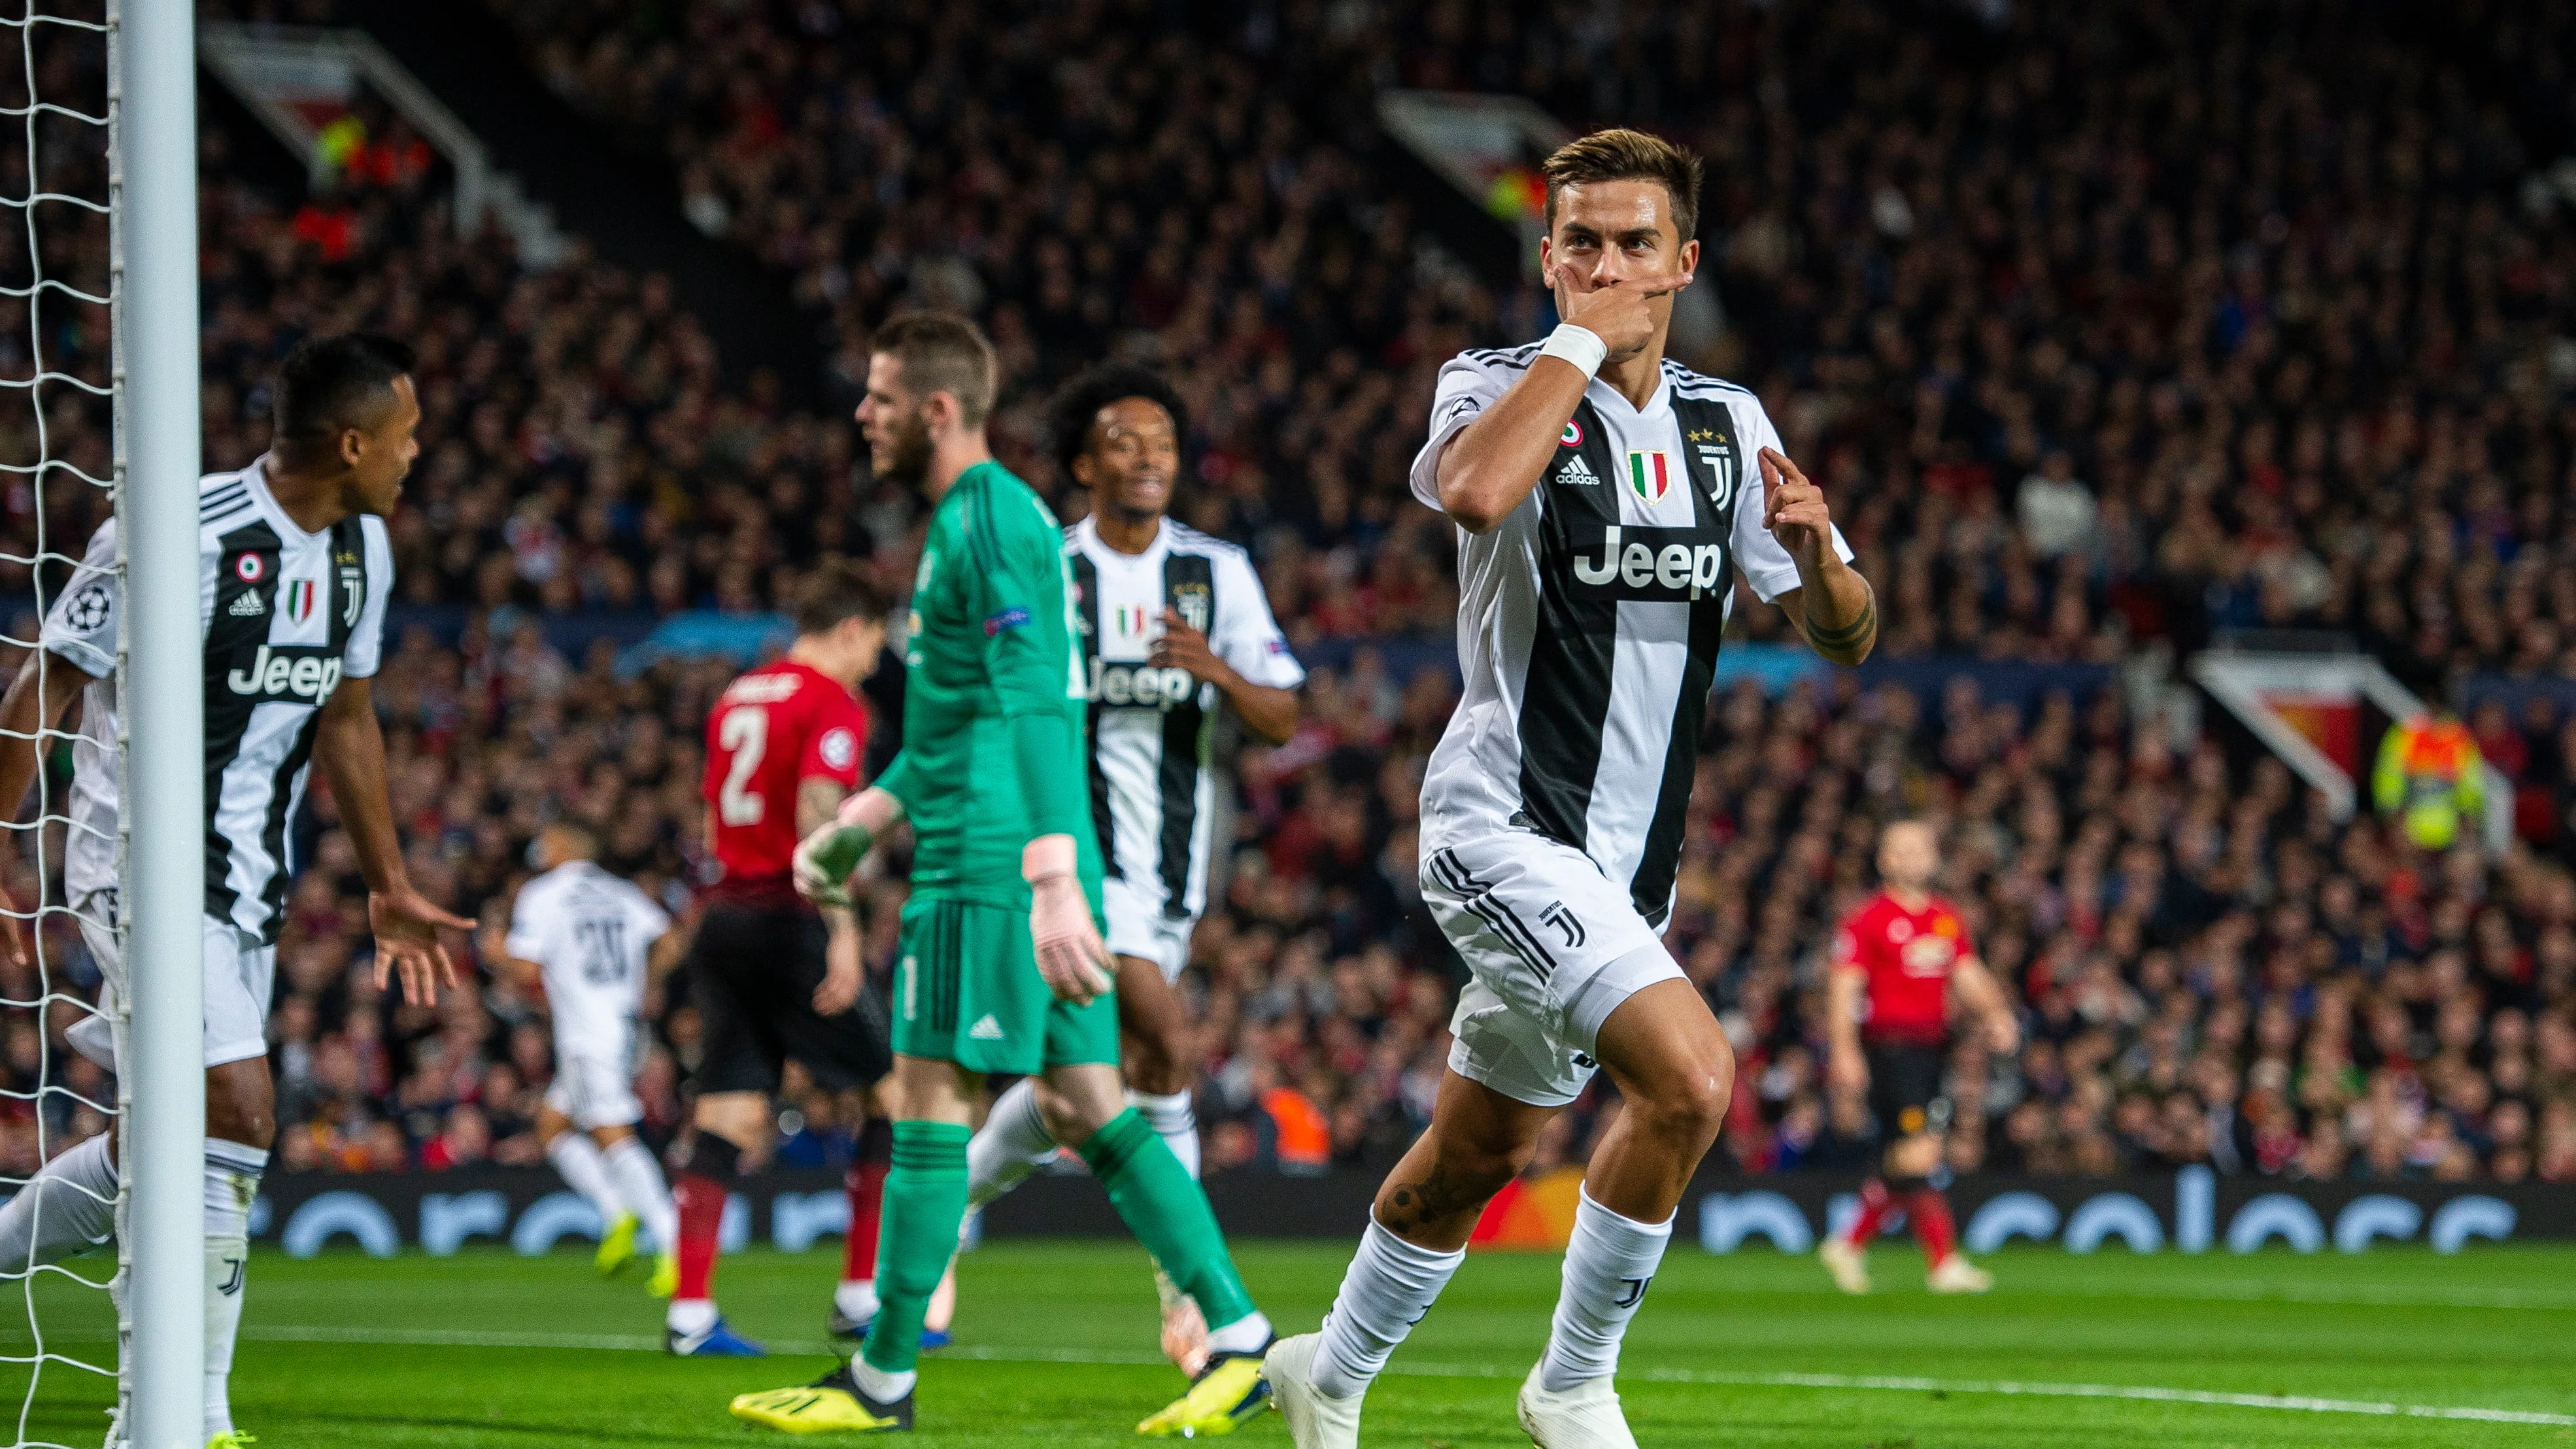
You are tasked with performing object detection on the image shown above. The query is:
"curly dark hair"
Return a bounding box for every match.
[1047,362,1188,483]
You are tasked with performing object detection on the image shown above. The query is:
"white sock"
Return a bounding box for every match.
[834,1278,879,1321]
[966,1077,1057,1209]
[1311,1219,1463,1399]
[667,1297,716,1335]
[602,1136,676,1252]
[1538,1185,1672,1393]
[847,1354,916,1403]
[1131,1089,1200,1179]
[1206,1309,1272,1356]
[546,1131,625,1227]
[0,1132,118,1272]
[203,1139,266,1440]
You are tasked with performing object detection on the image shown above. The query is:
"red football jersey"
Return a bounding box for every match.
[1831,890,1973,1046]
[700,659,869,904]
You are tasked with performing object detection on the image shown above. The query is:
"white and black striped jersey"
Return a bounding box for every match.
[1409,347,1852,928]
[41,458,393,943]
[1066,517,1304,924]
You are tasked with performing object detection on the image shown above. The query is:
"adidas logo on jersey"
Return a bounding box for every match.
[228,591,265,617]
[967,1014,1006,1042]
[1557,454,1601,485]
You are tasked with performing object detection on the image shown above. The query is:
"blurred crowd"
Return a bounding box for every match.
[499,0,2576,688]
[0,0,2573,1190]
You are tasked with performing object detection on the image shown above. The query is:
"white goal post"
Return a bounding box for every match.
[107,0,203,1444]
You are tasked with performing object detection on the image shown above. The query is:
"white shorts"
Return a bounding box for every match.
[545,1044,644,1131]
[1420,830,1684,1108]
[70,900,276,1070]
[1102,875,1196,982]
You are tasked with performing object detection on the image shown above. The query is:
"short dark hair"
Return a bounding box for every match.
[1542,128,1704,242]
[869,313,997,428]
[273,333,416,443]
[792,557,890,638]
[1047,363,1187,481]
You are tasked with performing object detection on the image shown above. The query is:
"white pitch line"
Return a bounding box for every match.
[236,1325,2576,1427]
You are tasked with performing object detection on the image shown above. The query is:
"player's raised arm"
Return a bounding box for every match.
[1429,260,1694,534]
[1759,447,1877,666]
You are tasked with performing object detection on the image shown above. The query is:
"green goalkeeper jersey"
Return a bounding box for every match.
[875,460,1103,912]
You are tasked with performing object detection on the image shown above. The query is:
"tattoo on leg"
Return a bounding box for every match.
[1379,1161,1504,1235]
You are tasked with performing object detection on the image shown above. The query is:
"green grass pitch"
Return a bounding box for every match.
[6,1238,2574,1446]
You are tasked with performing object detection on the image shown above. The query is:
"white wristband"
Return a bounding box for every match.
[1536,322,1608,379]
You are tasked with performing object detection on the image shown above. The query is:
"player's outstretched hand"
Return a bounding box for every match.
[1550,259,1694,362]
[1029,873,1113,1006]
[369,885,476,1008]
[1759,447,1835,567]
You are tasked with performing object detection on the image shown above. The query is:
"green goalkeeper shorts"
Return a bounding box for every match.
[891,895,1121,1074]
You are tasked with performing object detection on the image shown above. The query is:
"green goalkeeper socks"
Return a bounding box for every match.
[858,1120,972,1378]
[1076,1108,1258,1331]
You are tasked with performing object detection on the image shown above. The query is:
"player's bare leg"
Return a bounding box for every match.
[668,1091,769,1355]
[1275,978,1729,1449]
[1270,1067,1551,1446]
[1516,981,1732,1448]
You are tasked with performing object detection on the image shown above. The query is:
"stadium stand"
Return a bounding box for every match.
[0,0,2572,1193]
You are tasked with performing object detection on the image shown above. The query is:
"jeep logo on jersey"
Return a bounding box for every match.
[1086,659,1201,710]
[1570,524,1729,602]
[1173,583,1211,634]
[223,643,345,702]
[1626,449,1673,503]
[283,579,318,625]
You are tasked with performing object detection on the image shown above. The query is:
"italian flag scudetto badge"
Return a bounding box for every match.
[1626,449,1671,503]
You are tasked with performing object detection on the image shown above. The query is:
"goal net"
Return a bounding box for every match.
[0,0,122,1443]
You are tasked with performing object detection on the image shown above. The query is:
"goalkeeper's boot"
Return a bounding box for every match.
[207,1434,257,1449]
[667,1314,765,1357]
[596,1211,641,1278]
[647,1250,678,1299]
[1927,1253,1994,1294]
[1136,1336,1274,1437]
[730,1360,913,1434]
[1818,1237,1871,1295]
[1263,1334,1362,1449]
[1516,1360,1640,1449]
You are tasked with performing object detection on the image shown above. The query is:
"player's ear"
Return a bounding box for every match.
[1069,452,1098,490]
[1679,237,1701,275]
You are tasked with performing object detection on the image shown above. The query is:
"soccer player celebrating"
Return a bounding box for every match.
[0,335,468,1449]
[1818,820,2020,1295]
[962,363,1303,1372]
[730,315,1272,1437]
[486,821,685,1293]
[665,559,893,1356]
[1264,129,1875,1449]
